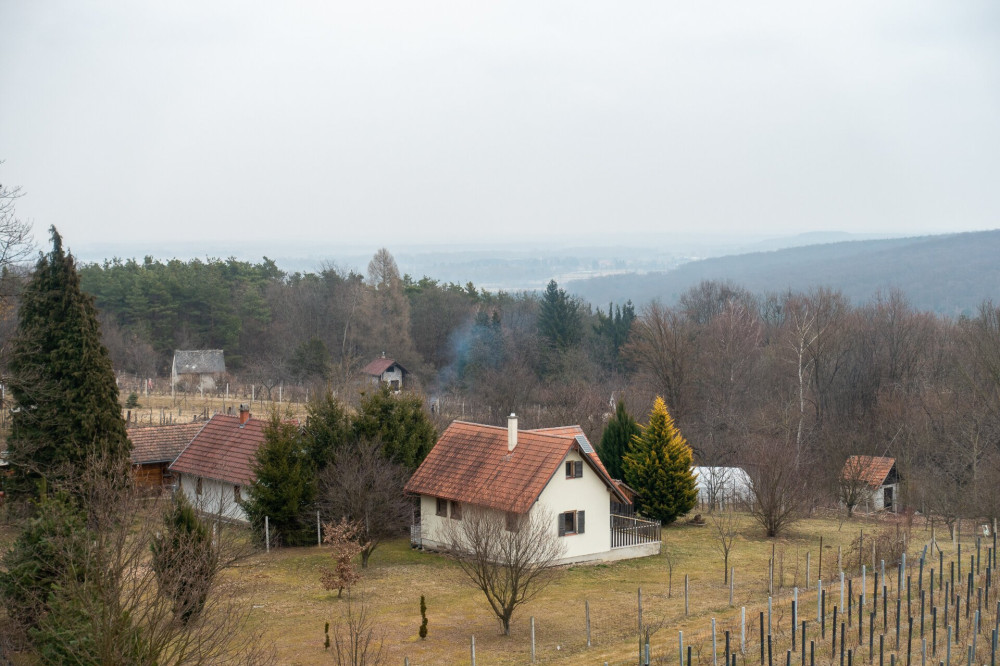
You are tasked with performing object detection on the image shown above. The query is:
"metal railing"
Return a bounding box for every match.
[610,511,661,548]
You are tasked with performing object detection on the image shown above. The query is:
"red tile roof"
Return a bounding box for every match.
[169,414,268,486]
[404,421,628,514]
[361,357,407,377]
[529,425,612,479]
[841,455,896,489]
[129,423,205,465]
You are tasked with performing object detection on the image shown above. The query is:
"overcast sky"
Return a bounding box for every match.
[2,1,998,252]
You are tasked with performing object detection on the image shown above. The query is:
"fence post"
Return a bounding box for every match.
[585,600,591,647]
[530,617,535,663]
[317,511,322,546]
[713,617,718,666]
[265,515,270,553]
[742,606,746,652]
[680,630,685,666]
[731,568,735,606]
[471,635,476,666]
[685,576,689,616]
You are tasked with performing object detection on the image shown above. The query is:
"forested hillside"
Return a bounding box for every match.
[569,230,1000,316]
[76,244,1000,526]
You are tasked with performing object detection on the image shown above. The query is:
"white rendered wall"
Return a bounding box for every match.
[536,449,614,561]
[179,474,247,523]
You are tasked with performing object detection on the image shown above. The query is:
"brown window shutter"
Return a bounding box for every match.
[578,510,585,534]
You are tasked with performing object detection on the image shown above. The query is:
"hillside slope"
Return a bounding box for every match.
[568,230,1000,316]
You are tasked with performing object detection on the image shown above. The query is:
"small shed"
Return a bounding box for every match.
[361,354,409,391]
[171,350,226,396]
[841,455,899,512]
[128,422,205,489]
[692,466,752,510]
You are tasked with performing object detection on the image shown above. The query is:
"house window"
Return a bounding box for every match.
[565,461,583,479]
[450,501,462,520]
[436,498,448,517]
[195,478,203,496]
[558,510,585,536]
[234,485,241,503]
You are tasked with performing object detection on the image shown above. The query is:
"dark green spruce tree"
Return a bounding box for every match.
[352,384,437,471]
[241,412,317,547]
[302,392,354,470]
[7,227,130,496]
[537,279,582,352]
[598,400,641,481]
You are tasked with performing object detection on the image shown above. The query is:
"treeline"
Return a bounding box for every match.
[81,250,1000,524]
[78,251,635,405]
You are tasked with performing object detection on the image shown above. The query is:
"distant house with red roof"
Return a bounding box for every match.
[169,406,265,522]
[405,414,661,565]
[840,455,899,513]
[128,422,205,489]
[361,354,409,391]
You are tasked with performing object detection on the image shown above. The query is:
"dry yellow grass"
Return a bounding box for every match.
[222,511,965,665]
[120,392,311,427]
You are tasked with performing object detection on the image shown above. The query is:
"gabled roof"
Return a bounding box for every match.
[528,425,612,480]
[361,357,408,377]
[173,350,226,374]
[169,414,266,486]
[404,421,628,514]
[129,423,205,465]
[841,455,897,489]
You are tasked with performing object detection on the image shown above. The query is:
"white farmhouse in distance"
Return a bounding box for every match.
[405,414,661,565]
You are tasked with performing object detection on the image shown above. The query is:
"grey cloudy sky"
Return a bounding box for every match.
[2,1,998,251]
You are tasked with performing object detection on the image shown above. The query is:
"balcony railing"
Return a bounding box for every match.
[610,502,661,548]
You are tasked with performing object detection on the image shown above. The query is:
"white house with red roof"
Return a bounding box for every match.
[404,414,661,565]
[361,354,409,391]
[169,406,265,523]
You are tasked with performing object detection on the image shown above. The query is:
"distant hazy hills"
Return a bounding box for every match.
[567,230,1000,317]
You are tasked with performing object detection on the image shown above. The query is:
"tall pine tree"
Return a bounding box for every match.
[598,400,641,481]
[623,397,697,525]
[7,227,129,495]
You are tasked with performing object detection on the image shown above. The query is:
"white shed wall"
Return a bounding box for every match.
[179,473,247,523]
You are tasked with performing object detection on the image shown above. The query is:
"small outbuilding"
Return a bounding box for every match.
[171,350,226,396]
[361,354,409,391]
[129,422,205,489]
[840,455,899,513]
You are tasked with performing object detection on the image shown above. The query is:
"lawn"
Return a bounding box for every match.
[227,510,959,665]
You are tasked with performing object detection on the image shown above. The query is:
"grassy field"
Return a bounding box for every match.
[120,391,311,427]
[221,511,966,665]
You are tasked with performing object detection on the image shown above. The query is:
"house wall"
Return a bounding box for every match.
[536,449,614,561]
[380,366,404,388]
[178,473,246,523]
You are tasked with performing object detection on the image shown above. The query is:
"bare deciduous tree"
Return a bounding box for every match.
[318,441,412,568]
[743,435,807,538]
[441,506,566,635]
[329,591,385,666]
[3,450,271,665]
[710,506,739,583]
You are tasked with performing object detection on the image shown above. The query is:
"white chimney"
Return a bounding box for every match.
[507,413,518,453]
